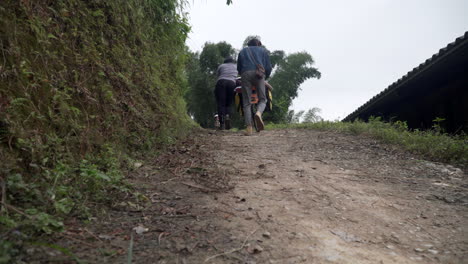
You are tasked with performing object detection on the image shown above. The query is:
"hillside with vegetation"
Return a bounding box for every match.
[0,0,193,259]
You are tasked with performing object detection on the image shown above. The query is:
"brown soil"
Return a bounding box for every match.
[26,129,467,263]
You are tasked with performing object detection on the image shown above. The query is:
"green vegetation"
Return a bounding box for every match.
[0,0,192,259]
[267,52,321,123]
[266,117,468,166]
[185,36,321,128]
[185,42,236,127]
[287,107,323,124]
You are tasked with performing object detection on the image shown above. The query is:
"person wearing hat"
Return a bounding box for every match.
[214,56,238,130]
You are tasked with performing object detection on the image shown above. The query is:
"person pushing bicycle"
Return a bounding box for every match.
[237,38,272,135]
[215,56,238,130]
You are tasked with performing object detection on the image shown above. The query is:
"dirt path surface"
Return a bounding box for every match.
[29,129,467,263]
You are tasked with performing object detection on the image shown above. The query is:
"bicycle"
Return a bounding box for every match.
[234,82,272,133]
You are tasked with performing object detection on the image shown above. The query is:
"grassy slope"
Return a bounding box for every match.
[0,0,193,257]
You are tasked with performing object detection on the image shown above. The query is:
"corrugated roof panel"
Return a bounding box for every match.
[343,31,468,121]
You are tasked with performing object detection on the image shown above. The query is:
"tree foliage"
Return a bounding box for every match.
[242,35,262,47]
[199,41,235,75]
[287,110,305,124]
[186,37,321,128]
[267,52,321,123]
[270,50,286,69]
[186,42,236,127]
[303,107,323,123]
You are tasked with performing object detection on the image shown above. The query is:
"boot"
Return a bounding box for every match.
[224,114,231,130]
[245,125,253,136]
[219,115,225,130]
[254,111,264,131]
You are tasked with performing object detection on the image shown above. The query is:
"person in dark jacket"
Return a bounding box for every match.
[215,56,238,130]
[237,38,272,135]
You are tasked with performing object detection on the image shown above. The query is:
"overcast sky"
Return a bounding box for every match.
[186,0,468,121]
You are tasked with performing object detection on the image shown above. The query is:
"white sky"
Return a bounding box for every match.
[186,0,468,121]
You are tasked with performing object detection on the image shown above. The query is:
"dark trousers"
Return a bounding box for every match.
[214,79,236,123]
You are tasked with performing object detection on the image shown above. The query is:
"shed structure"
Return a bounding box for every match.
[343,32,468,133]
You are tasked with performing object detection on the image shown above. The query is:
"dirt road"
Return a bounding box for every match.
[32,129,467,263]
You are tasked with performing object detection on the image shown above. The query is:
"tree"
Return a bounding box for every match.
[185,42,236,127]
[242,35,262,47]
[270,50,285,69]
[186,37,321,128]
[303,107,323,123]
[287,110,305,124]
[267,52,321,123]
[199,41,235,75]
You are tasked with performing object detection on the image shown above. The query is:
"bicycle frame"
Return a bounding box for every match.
[234,86,258,104]
[234,85,260,132]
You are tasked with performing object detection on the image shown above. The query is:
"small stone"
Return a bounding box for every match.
[386,245,395,250]
[47,250,60,257]
[262,231,271,239]
[98,234,113,240]
[427,249,439,254]
[414,248,424,253]
[247,244,264,254]
[175,241,188,252]
[133,225,149,235]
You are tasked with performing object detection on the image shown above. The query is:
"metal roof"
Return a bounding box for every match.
[343,31,468,122]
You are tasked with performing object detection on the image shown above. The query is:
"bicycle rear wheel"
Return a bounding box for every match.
[251,104,260,132]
